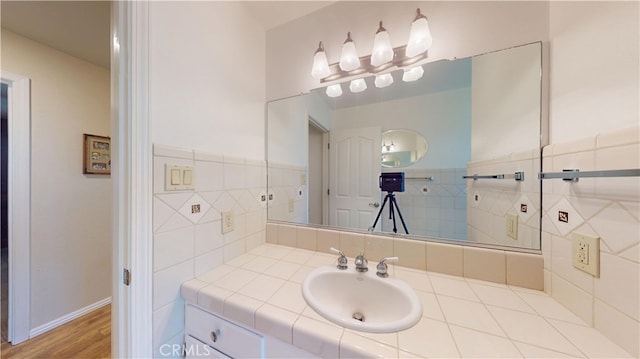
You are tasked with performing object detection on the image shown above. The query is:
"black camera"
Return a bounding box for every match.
[379,172,405,192]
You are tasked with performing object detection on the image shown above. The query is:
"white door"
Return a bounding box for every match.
[329,127,381,230]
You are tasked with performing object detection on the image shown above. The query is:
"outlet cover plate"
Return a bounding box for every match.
[222,211,234,234]
[506,213,518,240]
[571,232,600,277]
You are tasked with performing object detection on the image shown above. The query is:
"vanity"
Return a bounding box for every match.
[180,242,602,359]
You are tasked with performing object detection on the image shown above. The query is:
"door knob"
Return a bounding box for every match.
[369,202,380,208]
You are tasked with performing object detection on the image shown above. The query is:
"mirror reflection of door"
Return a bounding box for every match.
[328,126,381,230]
[308,119,327,225]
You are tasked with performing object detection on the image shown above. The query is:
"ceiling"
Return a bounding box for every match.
[0,1,334,69]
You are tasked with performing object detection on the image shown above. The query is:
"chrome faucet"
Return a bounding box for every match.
[376,256,399,278]
[354,253,368,272]
[330,247,348,270]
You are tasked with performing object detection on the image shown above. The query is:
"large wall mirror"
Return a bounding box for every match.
[267,42,544,251]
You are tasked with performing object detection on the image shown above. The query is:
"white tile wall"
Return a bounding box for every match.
[152,144,267,355]
[542,125,640,357]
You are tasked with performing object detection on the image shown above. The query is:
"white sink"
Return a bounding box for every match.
[301,265,423,333]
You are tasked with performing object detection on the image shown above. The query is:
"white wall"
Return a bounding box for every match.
[266,1,549,101]
[1,29,111,329]
[548,1,639,144]
[149,2,265,160]
[147,2,266,357]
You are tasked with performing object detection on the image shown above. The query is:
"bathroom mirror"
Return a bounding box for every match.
[267,42,543,251]
[381,130,428,168]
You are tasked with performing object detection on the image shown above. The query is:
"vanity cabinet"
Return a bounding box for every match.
[185,304,263,358]
[184,304,318,359]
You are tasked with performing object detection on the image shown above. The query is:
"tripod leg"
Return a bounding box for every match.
[390,196,409,234]
[369,194,389,231]
[389,201,398,233]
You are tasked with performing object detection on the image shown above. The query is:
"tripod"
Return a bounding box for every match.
[369,192,409,234]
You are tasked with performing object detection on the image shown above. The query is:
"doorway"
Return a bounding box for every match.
[1,0,112,347]
[308,119,328,225]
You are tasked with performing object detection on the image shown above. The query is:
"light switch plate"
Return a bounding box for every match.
[165,164,195,191]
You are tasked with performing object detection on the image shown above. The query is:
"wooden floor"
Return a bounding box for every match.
[0,304,111,359]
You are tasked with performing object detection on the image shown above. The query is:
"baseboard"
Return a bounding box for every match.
[29,297,111,339]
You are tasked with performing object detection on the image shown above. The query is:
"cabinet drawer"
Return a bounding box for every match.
[185,335,230,359]
[185,304,264,358]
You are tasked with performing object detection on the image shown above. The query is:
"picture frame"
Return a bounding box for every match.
[83,134,111,175]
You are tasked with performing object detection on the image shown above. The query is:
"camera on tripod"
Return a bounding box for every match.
[370,172,409,234]
[379,172,405,193]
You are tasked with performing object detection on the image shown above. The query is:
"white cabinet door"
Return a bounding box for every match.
[329,126,382,230]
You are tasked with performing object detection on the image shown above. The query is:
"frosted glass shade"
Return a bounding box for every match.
[349,78,367,93]
[402,66,424,82]
[326,84,343,98]
[405,17,433,58]
[339,38,360,72]
[374,73,394,88]
[370,29,394,67]
[311,47,331,79]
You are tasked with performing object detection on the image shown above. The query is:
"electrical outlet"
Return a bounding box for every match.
[288,199,294,213]
[572,232,599,277]
[506,214,518,240]
[221,211,234,234]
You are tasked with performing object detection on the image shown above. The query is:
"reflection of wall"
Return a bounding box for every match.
[333,87,471,169]
[381,168,467,240]
[267,162,308,224]
[471,43,542,162]
[152,144,266,356]
[466,149,541,250]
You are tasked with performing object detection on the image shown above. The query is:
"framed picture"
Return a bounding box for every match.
[83,134,111,175]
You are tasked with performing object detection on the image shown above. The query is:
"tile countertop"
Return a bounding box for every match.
[181,243,631,358]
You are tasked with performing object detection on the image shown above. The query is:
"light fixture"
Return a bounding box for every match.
[382,141,395,152]
[370,21,394,67]
[405,8,433,58]
[311,41,331,79]
[313,9,434,94]
[374,73,394,88]
[349,78,367,93]
[402,65,424,82]
[326,84,343,98]
[339,32,360,72]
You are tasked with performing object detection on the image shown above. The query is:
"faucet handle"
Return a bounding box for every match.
[376,256,399,278]
[330,247,348,270]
